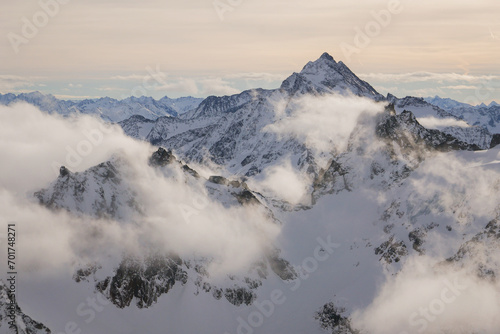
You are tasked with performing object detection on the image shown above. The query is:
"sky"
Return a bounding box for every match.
[0,0,499,104]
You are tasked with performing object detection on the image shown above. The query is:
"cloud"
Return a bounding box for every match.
[359,72,500,84]
[352,147,500,333]
[417,116,470,130]
[264,94,386,155]
[54,94,100,100]
[352,256,500,334]
[442,85,477,90]
[225,72,286,82]
[110,74,146,81]
[0,103,279,277]
[198,77,242,96]
[156,77,241,97]
[97,87,129,92]
[248,159,312,205]
[0,75,40,92]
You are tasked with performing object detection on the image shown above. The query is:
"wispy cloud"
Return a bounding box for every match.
[225,72,286,82]
[156,77,241,96]
[97,87,128,92]
[359,72,500,84]
[442,85,478,90]
[110,74,146,81]
[417,116,470,129]
[54,94,100,100]
[0,75,41,92]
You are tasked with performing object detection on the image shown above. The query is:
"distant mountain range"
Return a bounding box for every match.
[0,92,203,122]
[424,96,500,133]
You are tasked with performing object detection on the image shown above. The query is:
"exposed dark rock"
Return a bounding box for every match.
[315,301,359,334]
[96,253,187,309]
[59,166,70,177]
[208,175,228,185]
[233,190,260,206]
[490,134,500,148]
[376,110,481,152]
[374,236,408,263]
[223,287,255,306]
[149,147,175,167]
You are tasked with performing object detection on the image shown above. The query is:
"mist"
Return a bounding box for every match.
[265,94,386,156]
[352,145,500,333]
[417,116,470,130]
[352,255,500,334]
[0,103,280,278]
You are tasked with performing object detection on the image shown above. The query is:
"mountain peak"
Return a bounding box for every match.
[319,52,335,62]
[280,53,382,99]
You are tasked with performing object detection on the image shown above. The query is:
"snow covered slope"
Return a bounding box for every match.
[425,96,500,134]
[388,94,494,149]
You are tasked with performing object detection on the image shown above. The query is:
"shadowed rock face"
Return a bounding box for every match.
[376,109,481,152]
[148,147,176,167]
[95,254,187,309]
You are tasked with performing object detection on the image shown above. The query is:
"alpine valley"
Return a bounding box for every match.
[1,53,500,334]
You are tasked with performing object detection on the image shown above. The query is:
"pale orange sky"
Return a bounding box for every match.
[0,0,499,102]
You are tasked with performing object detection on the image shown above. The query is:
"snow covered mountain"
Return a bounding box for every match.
[34,147,295,312]
[388,94,494,149]
[425,96,499,112]
[424,96,500,133]
[280,52,384,100]
[118,53,386,178]
[0,92,203,122]
[3,53,500,334]
[119,54,489,181]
